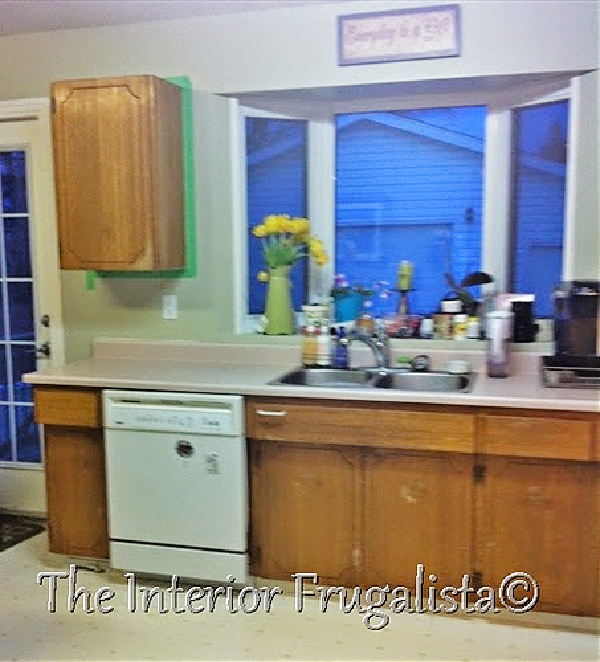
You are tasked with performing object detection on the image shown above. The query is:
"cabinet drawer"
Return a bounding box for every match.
[246,398,475,453]
[34,387,101,428]
[480,413,596,461]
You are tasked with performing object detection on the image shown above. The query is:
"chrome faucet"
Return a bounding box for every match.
[348,325,391,368]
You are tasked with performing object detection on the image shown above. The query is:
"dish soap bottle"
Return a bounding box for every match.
[333,326,349,369]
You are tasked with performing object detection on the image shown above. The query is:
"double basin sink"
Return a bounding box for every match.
[270,367,474,392]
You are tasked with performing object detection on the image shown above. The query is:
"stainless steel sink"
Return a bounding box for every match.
[372,370,474,392]
[269,367,474,392]
[269,367,376,388]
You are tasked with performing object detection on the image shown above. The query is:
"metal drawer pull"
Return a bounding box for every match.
[256,409,288,418]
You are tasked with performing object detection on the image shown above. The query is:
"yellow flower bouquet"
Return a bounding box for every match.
[252,214,328,334]
[252,214,328,275]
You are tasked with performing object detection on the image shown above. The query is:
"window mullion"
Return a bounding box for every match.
[307,118,335,304]
[483,108,512,293]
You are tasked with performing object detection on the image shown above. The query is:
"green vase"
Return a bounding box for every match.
[264,265,295,335]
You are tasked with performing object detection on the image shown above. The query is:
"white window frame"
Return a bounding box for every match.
[235,80,573,335]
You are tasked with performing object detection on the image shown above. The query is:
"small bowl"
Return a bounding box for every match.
[443,360,471,374]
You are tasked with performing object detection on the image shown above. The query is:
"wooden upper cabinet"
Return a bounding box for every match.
[52,75,185,271]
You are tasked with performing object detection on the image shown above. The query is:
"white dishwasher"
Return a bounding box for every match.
[103,390,248,583]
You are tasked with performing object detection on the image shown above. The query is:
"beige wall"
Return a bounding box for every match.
[0,1,598,360]
[0,1,597,98]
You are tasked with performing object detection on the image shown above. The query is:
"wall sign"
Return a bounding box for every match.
[338,4,461,66]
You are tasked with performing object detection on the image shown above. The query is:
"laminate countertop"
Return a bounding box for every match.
[23,339,600,413]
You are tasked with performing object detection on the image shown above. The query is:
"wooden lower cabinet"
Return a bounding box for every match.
[363,449,473,590]
[476,455,600,616]
[43,426,109,558]
[32,388,599,616]
[247,398,599,617]
[250,441,361,586]
[34,386,108,559]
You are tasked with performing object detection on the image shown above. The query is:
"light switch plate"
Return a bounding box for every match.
[162,294,178,320]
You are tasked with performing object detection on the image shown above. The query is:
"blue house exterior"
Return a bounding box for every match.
[335,111,484,316]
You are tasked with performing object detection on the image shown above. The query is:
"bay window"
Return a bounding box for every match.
[239,83,571,333]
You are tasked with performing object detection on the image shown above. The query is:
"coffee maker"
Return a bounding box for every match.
[541,281,600,387]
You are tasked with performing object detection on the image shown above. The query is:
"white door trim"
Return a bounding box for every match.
[0,98,65,514]
[0,98,65,366]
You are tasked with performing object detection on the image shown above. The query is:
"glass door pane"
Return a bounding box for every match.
[0,150,40,463]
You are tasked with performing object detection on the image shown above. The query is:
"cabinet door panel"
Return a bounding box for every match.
[250,441,360,586]
[52,75,184,271]
[53,78,153,268]
[363,450,473,592]
[476,456,599,616]
[44,426,108,558]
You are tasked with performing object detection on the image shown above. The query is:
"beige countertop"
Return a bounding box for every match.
[24,339,600,412]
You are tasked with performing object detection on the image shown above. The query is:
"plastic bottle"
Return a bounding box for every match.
[303,324,317,367]
[419,316,434,339]
[333,326,349,369]
[300,326,310,367]
[453,313,468,340]
[466,316,480,340]
[486,310,513,378]
[317,322,331,367]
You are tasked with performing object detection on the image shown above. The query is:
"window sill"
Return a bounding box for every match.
[225,331,552,355]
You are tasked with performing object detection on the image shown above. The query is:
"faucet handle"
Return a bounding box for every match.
[373,317,388,338]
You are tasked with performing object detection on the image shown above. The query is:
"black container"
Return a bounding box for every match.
[511,300,538,343]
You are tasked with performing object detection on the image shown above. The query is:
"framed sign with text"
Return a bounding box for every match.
[338,4,461,66]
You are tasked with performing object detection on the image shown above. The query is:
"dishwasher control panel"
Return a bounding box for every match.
[103,390,244,436]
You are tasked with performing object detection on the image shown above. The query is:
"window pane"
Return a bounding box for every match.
[8,282,34,341]
[11,345,35,403]
[510,100,568,317]
[5,217,32,278]
[0,345,7,402]
[246,117,308,315]
[335,107,485,316]
[0,287,5,340]
[1,151,28,214]
[0,404,10,461]
[15,405,40,463]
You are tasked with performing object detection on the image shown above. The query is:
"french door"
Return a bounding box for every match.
[0,99,64,512]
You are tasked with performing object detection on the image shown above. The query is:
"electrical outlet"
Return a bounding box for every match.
[162,294,178,320]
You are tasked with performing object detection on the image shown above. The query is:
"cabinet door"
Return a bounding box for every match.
[52,75,183,271]
[476,456,599,616]
[363,449,473,591]
[250,441,361,586]
[44,426,108,558]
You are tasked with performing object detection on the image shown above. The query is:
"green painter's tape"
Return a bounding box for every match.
[85,271,96,291]
[87,75,196,284]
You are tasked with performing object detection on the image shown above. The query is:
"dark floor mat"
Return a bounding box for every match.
[0,513,46,552]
